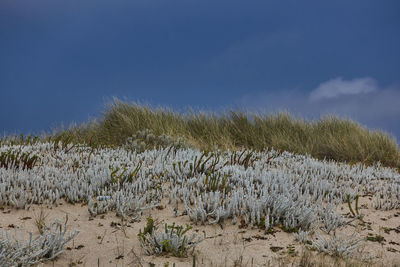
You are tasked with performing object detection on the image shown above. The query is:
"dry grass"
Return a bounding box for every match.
[64,99,400,169]
[294,249,395,267]
[34,208,49,235]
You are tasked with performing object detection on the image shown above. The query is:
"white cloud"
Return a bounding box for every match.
[310,77,378,101]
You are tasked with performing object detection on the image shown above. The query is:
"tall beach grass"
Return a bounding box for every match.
[64,99,400,169]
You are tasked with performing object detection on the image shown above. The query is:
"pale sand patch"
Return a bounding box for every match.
[0,196,399,267]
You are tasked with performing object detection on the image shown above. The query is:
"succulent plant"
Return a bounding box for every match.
[294,229,311,244]
[1,140,400,260]
[311,234,364,258]
[138,218,203,257]
[0,218,78,267]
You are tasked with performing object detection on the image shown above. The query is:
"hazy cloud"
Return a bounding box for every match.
[310,77,378,101]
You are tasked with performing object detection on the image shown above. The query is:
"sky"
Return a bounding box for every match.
[1,0,399,141]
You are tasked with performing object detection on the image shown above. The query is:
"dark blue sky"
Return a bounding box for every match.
[1,0,400,140]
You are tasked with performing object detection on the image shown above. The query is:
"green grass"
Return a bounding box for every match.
[3,98,400,169]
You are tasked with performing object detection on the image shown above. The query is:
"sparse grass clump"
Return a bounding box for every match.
[63,99,400,169]
[297,249,375,267]
[34,209,49,235]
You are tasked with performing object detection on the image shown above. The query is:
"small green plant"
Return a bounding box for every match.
[279,224,299,233]
[347,194,361,218]
[138,217,156,239]
[172,151,222,178]
[382,227,394,234]
[109,162,142,185]
[286,245,297,256]
[366,234,385,243]
[270,246,284,252]
[265,227,276,235]
[138,218,203,257]
[258,217,266,228]
[227,150,260,170]
[203,172,231,193]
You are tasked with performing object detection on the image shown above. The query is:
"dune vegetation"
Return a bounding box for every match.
[50,99,400,170]
[1,99,400,266]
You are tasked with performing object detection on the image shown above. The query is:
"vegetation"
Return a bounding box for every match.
[0,217,78,267]
[0,149,39,170]
[2,99,399,170]
[63,99,400,169]
[1,104,400,265]
[138,218,203,257]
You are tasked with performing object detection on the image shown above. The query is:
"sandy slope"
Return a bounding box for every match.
[1,196,399,267]
[1,144,400,266]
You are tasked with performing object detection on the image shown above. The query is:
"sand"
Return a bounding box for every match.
[1,196,399,267]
